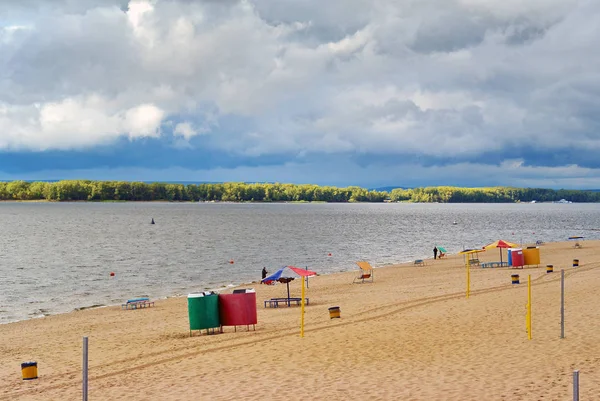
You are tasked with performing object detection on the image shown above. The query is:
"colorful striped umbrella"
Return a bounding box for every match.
[261,266,317,302]
[483,240,519,264]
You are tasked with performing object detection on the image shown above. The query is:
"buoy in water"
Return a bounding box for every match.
[328,253,332,256]
[110,272,115,277]
[229,260,234,264]
[151,218,155,225]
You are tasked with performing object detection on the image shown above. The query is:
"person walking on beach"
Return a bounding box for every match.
[261,267,268,281]
[433,246,438,260]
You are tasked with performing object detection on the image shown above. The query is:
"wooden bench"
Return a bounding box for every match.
[122,298,155,310]
[414,260,425,266]
[264,298,309,308]
[481,261,508,268]
[468,258,480,266]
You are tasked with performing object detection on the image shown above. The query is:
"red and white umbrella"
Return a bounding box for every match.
[261,266,317,301]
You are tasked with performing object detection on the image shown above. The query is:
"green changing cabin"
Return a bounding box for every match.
[188,293,220,335]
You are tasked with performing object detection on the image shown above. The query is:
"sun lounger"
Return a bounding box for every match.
[122,297,155,310]
[353,261,374,283]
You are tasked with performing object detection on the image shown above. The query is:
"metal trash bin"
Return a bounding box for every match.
[21,362,38,380]
[328,306,341,319]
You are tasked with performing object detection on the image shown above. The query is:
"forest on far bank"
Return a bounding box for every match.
[0,180,598,203]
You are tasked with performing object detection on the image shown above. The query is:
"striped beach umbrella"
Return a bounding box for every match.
[483,240,519,264]
[261,266,317,302]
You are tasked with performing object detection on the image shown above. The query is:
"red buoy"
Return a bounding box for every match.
[328,253,332,256]
[229,260,234,264]
[110,272,115,277]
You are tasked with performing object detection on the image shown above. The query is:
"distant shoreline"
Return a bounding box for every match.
[0,199,589,204]
[0,199,332,204]
[0,180,599,202]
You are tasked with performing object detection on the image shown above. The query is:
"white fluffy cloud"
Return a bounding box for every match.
[1,0,599,162]
[0,95,163,150]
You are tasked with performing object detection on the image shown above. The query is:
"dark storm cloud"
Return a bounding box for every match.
[2,0,600,187]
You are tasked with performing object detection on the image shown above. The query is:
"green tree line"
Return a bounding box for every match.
[0,181,387,202]
[388,186,600,203]
[0,180,599,203]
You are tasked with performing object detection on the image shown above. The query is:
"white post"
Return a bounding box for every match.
[561,269,565,339]
[305,266,309,289]
[83,337,88,401]
[573,370,579,401]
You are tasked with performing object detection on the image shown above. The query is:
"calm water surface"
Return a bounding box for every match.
[1,202,599,323]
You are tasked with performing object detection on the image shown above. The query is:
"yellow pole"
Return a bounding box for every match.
[300,273,306,337]
[527,274,532,340]
[466,257,471,298]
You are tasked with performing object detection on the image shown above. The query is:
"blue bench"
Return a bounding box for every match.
[264,298,309,308]
[414,260,425,266]
[122,297,155,310]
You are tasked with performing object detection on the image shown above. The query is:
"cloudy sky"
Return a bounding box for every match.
[1,0,599,188]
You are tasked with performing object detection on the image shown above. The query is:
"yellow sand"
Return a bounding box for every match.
[1,241,600,400]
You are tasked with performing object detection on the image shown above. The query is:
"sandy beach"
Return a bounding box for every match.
[1,240,599,400]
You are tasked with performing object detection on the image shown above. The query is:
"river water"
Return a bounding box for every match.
[1,202,598,323]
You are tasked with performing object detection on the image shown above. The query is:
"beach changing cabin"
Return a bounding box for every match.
[508,249,524,268]
[218,289,257,332]
[188,292,221,336]
[522,247,541,267]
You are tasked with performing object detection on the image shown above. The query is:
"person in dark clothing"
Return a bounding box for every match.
[433,246,438,260]
[261,267,268,281]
